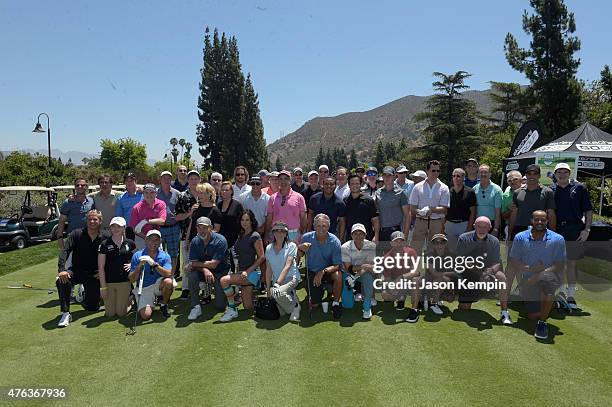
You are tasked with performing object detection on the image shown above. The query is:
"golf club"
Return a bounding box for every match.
[8,284,55,294]
[127,263,146,336]
[303,243,313,320]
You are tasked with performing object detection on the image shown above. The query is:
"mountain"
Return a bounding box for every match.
[1,149,97,164]
[266,89,494,168]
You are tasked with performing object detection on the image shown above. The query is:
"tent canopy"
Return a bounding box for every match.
[503,122,612,177]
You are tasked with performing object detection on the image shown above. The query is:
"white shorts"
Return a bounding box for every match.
[134,277,177,311]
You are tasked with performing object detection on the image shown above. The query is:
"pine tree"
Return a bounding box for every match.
[315,146,325,168]
[504,0,582,141]
[487,81,530,132]
[275,156,283,171]
[324,149,335,170]
[384,142,397,162]
[348,148,358,171]
[415,71,482,179]
[373,141,386,170]
[397,137,407,154]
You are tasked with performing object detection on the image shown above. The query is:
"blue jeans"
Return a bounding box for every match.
[357,272,374,311]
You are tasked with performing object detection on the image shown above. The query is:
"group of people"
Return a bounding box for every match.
[53,158,592,340]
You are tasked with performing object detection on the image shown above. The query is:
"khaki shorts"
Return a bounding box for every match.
[134,277,177,311]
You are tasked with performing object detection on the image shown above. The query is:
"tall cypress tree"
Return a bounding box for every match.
[373,141,386,170]
[197,28,268,176]
[504,0,582,141]
[348,148,358,171]
[315,146,325,168]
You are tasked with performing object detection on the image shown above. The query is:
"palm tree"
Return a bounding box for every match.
[184,142,193,169]
[178,138,186,160]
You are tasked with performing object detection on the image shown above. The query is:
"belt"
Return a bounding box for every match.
[416,217,443,221]
[381,225,400,231]
[447,219,467,223]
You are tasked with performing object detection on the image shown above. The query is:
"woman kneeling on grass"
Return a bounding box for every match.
[219,210,266,322]
[98,216,136,317]
[265,221,301,321]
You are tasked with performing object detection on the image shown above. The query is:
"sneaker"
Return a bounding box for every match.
[219,307,239,322]
[534,320,549,340]
[363,308,372,320]
[500,312,513,326]
[567,296,578,310]
[58,312,72,327]
[405,308,419,323]
[371,298,378,307]
[156,296,163,306]
[354,293,363,302]
[160,304,170,318]
[290,303,301,321]
[395,299,406,310]
[332,304,342,319]
[188,305,202,320]
[430,304,443,315]
[180,290,189,300]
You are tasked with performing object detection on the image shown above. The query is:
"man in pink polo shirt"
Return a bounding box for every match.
[265,170,307,243]
[129,183,167,249]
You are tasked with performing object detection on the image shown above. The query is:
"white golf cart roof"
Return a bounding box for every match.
[0,186,55,192]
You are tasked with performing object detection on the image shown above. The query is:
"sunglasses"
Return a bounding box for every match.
[250,182,261,186]
[430,169,440,173]
[75,184,87,188]
[452,174,462,178]
[433,240,446,245]
[366,172,377,176]
[236,173,246,177]
[294,172,302,176]
[178,170,187,173]
[211,178,221,182]
[319,170,329,173]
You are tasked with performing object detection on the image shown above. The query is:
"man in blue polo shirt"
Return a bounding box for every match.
[299,213,344,319]
[115,173,143,237]
[187,216,230,320]
[56,177,96,247]
[509,210,566,340]
[129,229,174,320]
[551,163,593,310]
[308,176,346,239]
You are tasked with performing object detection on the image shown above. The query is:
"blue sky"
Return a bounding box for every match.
[1,0,611,164]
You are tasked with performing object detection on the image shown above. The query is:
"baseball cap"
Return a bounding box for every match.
[525,164,541,173]
[366,166,378,176]
[271,221,289,232]
[109,216,126,227]
[554,163,571,172]
[249,176,261,185]
[160,170,173,178]
[382,166,396,175]
[410,170,427,178]
[308,170,318,177]
[431,233,448,242]
[143,183,157,191]
[318,165,329,171]
[465,158,479,165]
[293,167,303,174]
[355,166,365,173]
[258,169,270,177]
[269,171,279,178]
[396,165,408,173]
[187,170,201,178]
[279,170,292,178]
[390,231,405,241]
[196,216,212,226]
[376,176,384,183]
[351,223,366,235]
[146,229,162,239]
[124,172,136,181]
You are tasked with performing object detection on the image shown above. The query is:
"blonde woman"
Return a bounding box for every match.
[98,217,136,317]
[187,183,221,242]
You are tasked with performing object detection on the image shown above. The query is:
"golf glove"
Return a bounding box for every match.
[417,206,430,217]
[134,219,148,233]
[271,283,281,298]
[346,274,358,288]
[139,255,155,266]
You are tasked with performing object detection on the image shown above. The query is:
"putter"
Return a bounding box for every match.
[127,265,146,336]
[303,247,313,320]
[8,284,55,294]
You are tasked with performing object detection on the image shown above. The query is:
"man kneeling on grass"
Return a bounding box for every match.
[187,216,231,320]
[508,210,565,340]
[341,223,377,320]
[299,213,344,319]
[129,229,175,320]
[56,210,106,328]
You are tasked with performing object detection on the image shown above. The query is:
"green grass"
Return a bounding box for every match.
[0,241,57,277]
[1,259,612,407]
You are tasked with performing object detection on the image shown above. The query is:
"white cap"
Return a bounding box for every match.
[410,170,427,178]
[351,223,366,235]
[146,229,162,239]
[554,162,571,172]
[308,170,318,177]
[318,165,329,171]
[160,170,173,178]
[109,216,126,227]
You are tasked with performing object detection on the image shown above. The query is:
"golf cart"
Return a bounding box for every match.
[0,186,60,249]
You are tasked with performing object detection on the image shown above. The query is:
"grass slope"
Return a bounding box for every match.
[1,259,611,407]
[0,241,57,277]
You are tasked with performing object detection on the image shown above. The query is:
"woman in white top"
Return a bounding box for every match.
[265,221,301,321]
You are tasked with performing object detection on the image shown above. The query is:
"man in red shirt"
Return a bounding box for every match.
[129,183,167,249]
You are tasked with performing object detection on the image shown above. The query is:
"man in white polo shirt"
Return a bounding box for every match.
[409,160,450,255]
[237,176,269,236]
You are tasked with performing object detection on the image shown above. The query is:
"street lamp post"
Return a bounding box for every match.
[32,113,51,166]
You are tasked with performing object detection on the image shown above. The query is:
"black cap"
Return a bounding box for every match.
[525,164,541,173]
[465,158,479,165]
